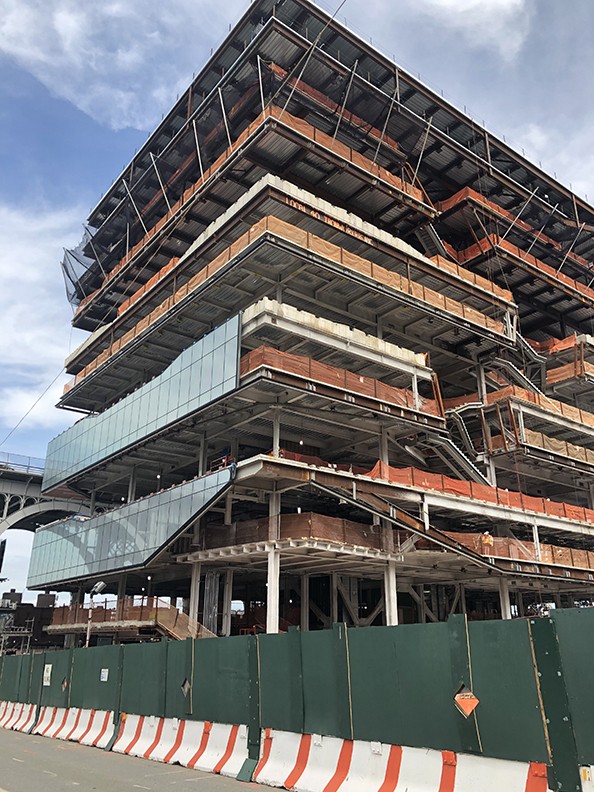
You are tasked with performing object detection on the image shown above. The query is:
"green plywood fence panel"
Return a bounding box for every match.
[164,639,192,720]
[193,636,251,725]
[552,608,594,766]
[120,641,167,717]
[16,653,32,703]
[29,653,46,707]
[0,655,23,702]
[257,629,304,733]
[348,621,459,750]
[69,645,122,713]
[301,624,352,740]
[465,617,548,763]
[39,649,73,708]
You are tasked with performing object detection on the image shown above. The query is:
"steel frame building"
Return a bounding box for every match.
[30,0,594,636]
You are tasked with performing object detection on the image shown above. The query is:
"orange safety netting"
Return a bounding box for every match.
[457,235,594,306]
[442,530,594,571]
[491,428,594,465]
[75,104,428,318]
[65,215,505,396]
[546,360,594,385]
[366,460,594,524]
[241,346,444,418]
[117,257,179,316]
[444,384,594,431]
[485,385,594,430]
[439,186,594,274]
[527,334,578,355]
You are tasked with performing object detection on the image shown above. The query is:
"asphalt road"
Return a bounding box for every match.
[0,727,266,792]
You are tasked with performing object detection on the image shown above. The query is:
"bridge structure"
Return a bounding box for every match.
[0,452,87,546]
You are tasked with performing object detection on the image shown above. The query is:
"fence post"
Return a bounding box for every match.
[528,617,581,792]
[236,634,261,782]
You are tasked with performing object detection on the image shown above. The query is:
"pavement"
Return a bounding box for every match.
[0,727,267,792]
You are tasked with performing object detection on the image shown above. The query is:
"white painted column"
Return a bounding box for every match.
[300,575,310,632]
[499,577,512,620]
[384,560,398,626]
[189,562,202,623]
[221,569,234,637]
[266,546,280,634]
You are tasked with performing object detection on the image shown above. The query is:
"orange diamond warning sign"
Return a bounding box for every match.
[454,685,479,718]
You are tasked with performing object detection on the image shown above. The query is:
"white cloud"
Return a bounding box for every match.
[511,122,594,202]
[0,0,245,131]
[352,0,532,62]
[0,201,86,438]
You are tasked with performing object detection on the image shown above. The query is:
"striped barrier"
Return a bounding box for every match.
[252,730,552,792]
[112,715,248,778]
[32,706,115,748]
[0,702,37,732]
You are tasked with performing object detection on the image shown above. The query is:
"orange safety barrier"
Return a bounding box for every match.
[366,460,594,525]
[527,334,579,355]
[456,234,594,307]
[65,214,506,397]
[491,429,594,466]
[445,384,594,434]
[76,104,430,320]
[439,186,594,275]
[240,346,443,418]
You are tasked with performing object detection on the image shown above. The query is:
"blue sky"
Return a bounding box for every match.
[1,0,593,596]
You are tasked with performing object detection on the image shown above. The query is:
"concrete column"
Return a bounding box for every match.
[416,585,426,623]
[268,490,281,541]
[189,562,202,623]
[116,574,127,620]
[224,492,233,525]
[127,468,137,503]
[476,363,487,402]
[532,524,541,561]
[331,573,339,624]
[272,408,281,457]
[384,561,398,626]
[221,569,234,637]
[300,575,310,631]
[89,490,96,515]
[266,547,280,634]
[499,577,512,620]
[379,427,389,465]
[517,591,525,617]
[198,434,207,477]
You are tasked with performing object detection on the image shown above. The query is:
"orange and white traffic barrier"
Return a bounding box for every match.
[32,706,115,749]
[0,701,18,728]
[10,703,37,733]
[0,702,37,732]
[112,715,248,778]
[32,706,66,738]
[252,730,552,792]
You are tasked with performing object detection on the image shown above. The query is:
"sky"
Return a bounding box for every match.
[0,0,593,597]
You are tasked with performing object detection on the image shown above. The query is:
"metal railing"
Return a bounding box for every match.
[49,597,215,640]
[0,452,45,475]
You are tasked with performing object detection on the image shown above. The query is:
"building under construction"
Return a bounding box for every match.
[31,0,594,639]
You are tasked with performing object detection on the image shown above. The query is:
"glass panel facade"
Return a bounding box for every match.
[43,314,240,491]
[28,468,233,588]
